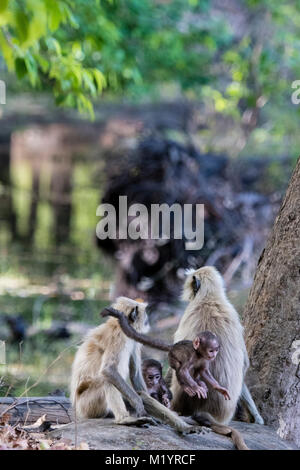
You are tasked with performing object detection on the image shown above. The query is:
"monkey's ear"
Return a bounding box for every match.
[193,336,200,350]
[129,306,138,323]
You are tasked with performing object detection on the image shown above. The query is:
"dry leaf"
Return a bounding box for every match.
[77,442,89,450]
[23,414,47,430]
[0,413,10,426]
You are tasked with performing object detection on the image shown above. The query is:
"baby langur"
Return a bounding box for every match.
[169,331,230,401]
[142,359,172,408]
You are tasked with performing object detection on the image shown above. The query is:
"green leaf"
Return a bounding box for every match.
[77,93,95,120]
[60,2,78,28]
[15,11,29,43]
[24,54,39,86]
[15,57,27,79]
[45,37,61,56]
[34,53,49,73]
[46,0,63,31]
[93,69,106,91]
[82,69,97,96]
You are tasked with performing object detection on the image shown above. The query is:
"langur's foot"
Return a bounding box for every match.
[117,416,158,427]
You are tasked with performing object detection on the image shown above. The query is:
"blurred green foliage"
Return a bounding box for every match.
[1,0,299,154]
[0,1,298,103]
[0,0,231,117]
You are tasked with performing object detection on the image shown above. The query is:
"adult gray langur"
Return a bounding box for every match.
[171,266,264,427]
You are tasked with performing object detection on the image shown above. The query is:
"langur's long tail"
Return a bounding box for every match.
[140,391,194,434]
[101,307,172,352]
[193,413,249,450]
[211,424,249,450]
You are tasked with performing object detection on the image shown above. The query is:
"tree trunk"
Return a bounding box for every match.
[243,156,300,447]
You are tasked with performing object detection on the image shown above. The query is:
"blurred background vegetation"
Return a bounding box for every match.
[0,0,299,397]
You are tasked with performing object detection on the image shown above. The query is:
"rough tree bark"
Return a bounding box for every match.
[243,156,300,447]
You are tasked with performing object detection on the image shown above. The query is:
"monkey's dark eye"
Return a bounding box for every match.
[129,306,138,323]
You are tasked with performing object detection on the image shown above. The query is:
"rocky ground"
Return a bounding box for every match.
[49,419,297,451]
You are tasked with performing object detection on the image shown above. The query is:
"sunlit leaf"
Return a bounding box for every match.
[93,69,106,91]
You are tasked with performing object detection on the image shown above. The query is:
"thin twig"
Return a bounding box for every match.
[23,376,31,427]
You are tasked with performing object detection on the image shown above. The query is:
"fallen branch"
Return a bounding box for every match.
[0,397,73,425]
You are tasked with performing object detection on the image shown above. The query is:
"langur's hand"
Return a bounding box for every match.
[183,385,207,399]
[196,380,208,392]
[183,386,197,397]
[217,387,231,400]
[195,385,207,399]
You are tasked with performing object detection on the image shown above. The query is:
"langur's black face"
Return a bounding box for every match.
[192,275,201,297]
[144,366,161,388]
[127,302,149,333]
[128,305,139,323]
